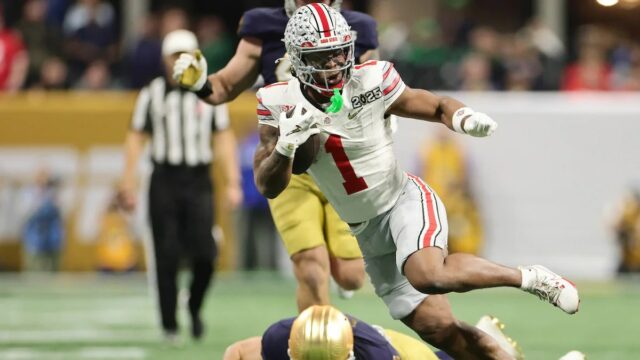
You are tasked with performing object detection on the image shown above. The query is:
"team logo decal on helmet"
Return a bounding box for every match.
[288,305,355,360]
[284,3,355,93]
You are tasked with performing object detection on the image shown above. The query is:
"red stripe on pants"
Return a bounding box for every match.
[408,174,437,247]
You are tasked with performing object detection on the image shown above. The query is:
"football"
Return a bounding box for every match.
[292,133,320,174]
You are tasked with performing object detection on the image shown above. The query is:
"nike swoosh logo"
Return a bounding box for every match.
[348,108,363,120]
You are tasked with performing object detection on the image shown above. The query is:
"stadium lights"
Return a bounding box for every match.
[620,0,640,7]
[596,0,618,6]
[595,0,640,7]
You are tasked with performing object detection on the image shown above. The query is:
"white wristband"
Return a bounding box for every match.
[452,107,475,134]
[275,141,297,158]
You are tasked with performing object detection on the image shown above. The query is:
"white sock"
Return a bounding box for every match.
[519,266,534,290]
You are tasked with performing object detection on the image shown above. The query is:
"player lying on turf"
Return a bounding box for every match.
[245,5,580,359]
[222,305,586,360]
[222,305,522,360]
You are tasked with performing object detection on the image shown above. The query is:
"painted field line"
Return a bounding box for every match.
[0,347,147,360]
[0,329,157,344]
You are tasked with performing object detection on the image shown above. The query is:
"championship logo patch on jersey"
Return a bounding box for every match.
[350,88,382,108]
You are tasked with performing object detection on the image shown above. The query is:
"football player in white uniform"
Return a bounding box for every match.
[253,4,580,359]
[172,0,376,312]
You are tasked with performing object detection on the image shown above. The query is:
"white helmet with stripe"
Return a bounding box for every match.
[284,0,342,18]
[284,3,355,93]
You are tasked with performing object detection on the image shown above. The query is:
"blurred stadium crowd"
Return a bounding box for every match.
[0,0,236,91]
[1,0,639,93]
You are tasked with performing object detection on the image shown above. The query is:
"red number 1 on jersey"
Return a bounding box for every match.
[324,134,368,195]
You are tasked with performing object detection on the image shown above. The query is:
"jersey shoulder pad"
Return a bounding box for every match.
[354,60,397,78]
[352,60,403,100]
[238,7,288,39]
[256,81,292,124]
[352,60,385,87]
[257,81,290,105]
[354,59,382,72]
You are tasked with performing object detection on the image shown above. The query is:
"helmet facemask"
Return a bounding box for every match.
[284,3,355,94]
[290,41,355,94]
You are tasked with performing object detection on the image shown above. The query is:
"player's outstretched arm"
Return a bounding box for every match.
[209,38,262,104]
[173,37,262,105]
[222,336,263,360]
[387,87,498,137]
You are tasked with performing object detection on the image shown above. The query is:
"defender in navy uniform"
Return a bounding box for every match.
[222,305,447,360]
[173,0,378,312]
[221,307,581,360]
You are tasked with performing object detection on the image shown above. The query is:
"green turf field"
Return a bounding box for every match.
[0,272,638,359]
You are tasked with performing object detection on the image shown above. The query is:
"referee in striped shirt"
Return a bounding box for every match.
[119,29,242,342]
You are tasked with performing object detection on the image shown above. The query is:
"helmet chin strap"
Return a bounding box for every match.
[307,68,345,89]
[317,79,344,95]
[304,80,345,113]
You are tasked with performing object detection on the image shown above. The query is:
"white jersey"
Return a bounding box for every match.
[257,60,408,223]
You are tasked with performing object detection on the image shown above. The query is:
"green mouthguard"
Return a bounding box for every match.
[325,88,343,113]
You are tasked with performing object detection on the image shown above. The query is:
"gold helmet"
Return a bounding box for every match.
[288,305,355,360]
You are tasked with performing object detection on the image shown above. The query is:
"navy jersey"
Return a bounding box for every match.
[261,316,398,359]
[238,7,378,85]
